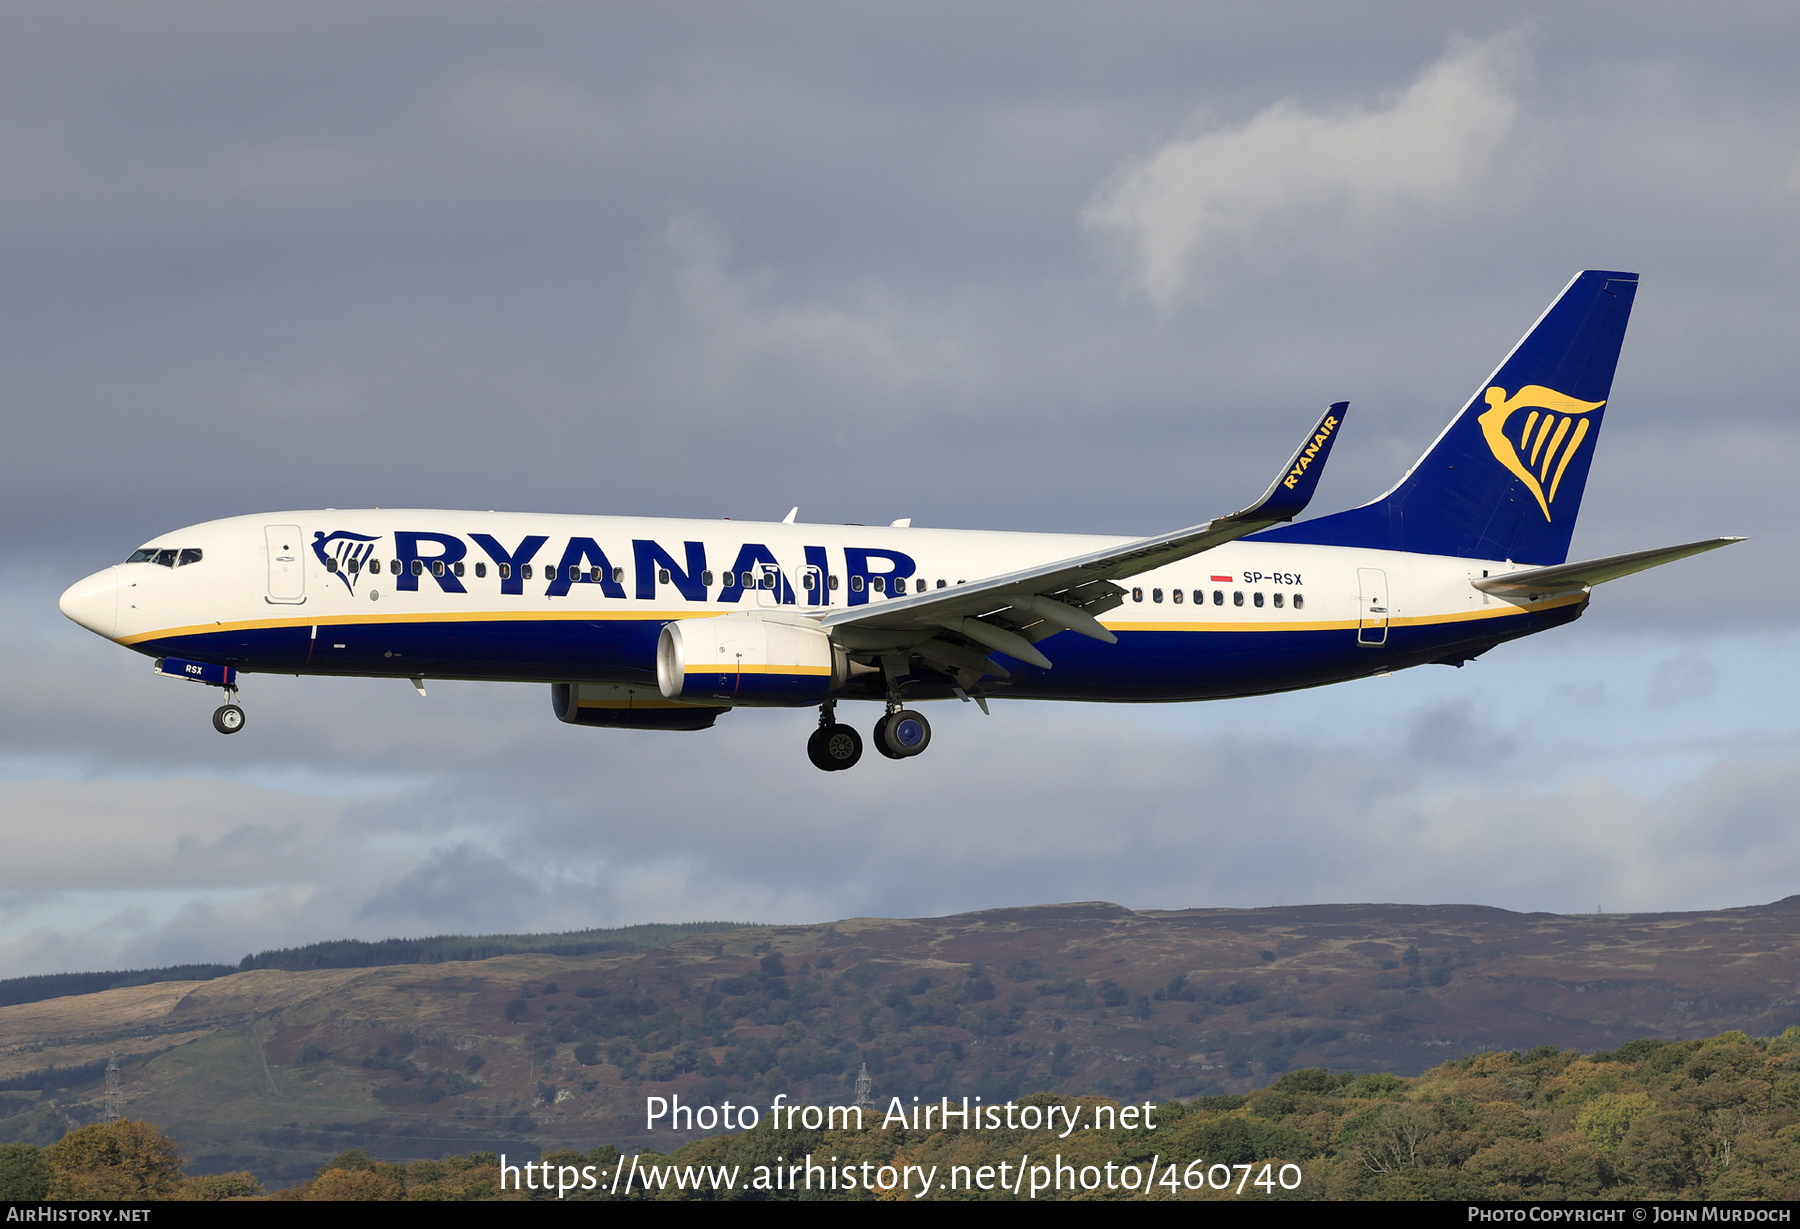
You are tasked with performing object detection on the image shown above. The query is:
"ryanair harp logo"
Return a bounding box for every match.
[1478,386,1605,521]
[312,530,380,594]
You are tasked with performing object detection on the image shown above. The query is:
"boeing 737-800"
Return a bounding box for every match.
[58,270,1741,769]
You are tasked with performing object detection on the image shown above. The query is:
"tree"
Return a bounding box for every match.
[0,1143,52,1199]
[46,1121,184,1200]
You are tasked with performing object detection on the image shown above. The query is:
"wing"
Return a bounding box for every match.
[820,402,1349,681]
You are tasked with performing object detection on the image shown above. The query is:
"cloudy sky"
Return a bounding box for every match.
[2,3,1797,977]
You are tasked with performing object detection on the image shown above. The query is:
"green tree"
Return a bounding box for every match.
[0,1143,52,1199]
[1576,1091,1653,1151]
[45,1121,184,1200]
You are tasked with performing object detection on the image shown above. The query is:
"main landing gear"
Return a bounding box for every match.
[873,709,931,759]
[807,699,930,771]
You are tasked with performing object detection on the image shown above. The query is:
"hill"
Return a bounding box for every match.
[0,897,1794,1184]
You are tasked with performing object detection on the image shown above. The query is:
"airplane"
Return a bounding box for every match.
[58,269,1741,770]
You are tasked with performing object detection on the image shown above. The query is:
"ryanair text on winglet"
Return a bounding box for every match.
[1282,416,1339,490]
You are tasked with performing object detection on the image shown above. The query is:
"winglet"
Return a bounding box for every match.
[1234,402,1348,524]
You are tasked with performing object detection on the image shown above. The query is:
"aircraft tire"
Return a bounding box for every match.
[879,709,931,758]
[872,714,904,759]
[809,724,862,771]
[212,704,246,735]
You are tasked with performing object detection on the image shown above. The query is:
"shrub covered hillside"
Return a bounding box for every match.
[495,1028,1800,1201]
[6,1027,1798,1200]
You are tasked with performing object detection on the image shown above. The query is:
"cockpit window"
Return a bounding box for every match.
[126,548,157,564]
[178,548,203,566]
[153,549,178,567]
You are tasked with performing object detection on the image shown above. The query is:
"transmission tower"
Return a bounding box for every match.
[854,1062,875,1111]
[102,1054,122,1123]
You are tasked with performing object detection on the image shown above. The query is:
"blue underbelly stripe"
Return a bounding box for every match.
[132,603,1582,701]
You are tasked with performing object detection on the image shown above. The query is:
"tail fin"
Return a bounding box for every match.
[1255,270,1638,564]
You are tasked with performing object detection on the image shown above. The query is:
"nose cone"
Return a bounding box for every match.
[60,567,120,638]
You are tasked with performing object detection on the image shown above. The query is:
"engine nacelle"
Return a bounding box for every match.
[657,615,846,705]
[551,683,725,731]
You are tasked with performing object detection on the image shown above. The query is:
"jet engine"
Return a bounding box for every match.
[551,682,725,731]
[657,615,848,705]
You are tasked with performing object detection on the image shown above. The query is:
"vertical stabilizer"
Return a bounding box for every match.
[1255,270,1638,564]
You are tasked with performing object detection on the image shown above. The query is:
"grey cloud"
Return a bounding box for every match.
[4,4,1800,975]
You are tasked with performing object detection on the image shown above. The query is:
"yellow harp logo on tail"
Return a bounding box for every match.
[1477,386,1605,521]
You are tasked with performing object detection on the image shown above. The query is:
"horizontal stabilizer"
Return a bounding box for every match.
[1473,537,1745,597]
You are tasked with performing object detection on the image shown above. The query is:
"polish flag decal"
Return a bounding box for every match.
[1211,575,1232,583]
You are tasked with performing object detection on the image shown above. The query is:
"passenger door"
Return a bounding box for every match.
[266,525,306,604]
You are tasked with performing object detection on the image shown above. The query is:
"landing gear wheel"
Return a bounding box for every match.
[808,724,862,771]
[872,714,903,759]
[878,709,931,758]
[212,704,246,735]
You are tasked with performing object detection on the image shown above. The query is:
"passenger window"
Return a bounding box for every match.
[1152,588,1163,603]
[1273,592,1283,608]
[1233,591,1244,607]
[937,579,946,589]
[1253,592,1264,607]
[1131,587,1142,602]
[389,559,401,575]
[741,571,754,588]
[828,575,839,590]
[347,558,360,574]
[522,564,534,580]
[703,570,715,586]
[408,559,422,576]
[658,568,670,584]
[178,548,203,566]
[1293,594,1305,610]
[1213,590,1223,605]
[498,563,511,580]
[613,567,623,584]
[433,561,445,577]
[453,561,464,577]
[803,572,817,591]
[851,576,864,592]
[872,576,885,593]
[475,562,487,578]
[1172,588,1183,604]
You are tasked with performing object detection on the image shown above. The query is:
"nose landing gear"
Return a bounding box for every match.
[154,658,247,735]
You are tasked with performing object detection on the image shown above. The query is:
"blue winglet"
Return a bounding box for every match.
[1248,401,1349,523]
